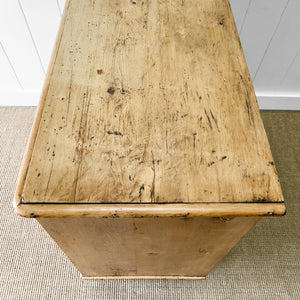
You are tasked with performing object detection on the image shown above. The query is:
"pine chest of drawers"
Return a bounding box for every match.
[14,0,285,279]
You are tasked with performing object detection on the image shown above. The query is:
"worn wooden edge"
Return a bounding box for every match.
[14,202,286,218]
[81,275,206,280]
[13,0,71,213]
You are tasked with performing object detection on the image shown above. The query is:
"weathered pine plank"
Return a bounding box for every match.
[20,0,283,204]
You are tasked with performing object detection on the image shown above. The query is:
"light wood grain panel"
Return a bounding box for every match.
[38,216,261,278]
[19,0,283,204]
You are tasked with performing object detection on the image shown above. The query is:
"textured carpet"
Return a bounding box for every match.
[0,107,299,300]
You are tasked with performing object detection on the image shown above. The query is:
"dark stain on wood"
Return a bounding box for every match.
[138,184,145,200]
[147,252,158,256]
[107,131,123,136]
[198,248,208,254]
[252,197,269,203]
[107,87,115,94]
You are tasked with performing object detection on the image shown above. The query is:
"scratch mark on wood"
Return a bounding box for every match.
[184,82,189,100]
[210,110,220,132]
[45,156,54,199]
[165,120,168,154]
[151,151,156,202]
[66,72,73,123]
[73,88,91,202]
[204,109,212,129]
[193,133,197,162]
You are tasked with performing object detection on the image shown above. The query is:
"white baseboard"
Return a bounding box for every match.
[257,96,300,110]
[0,91,299,110]
[0,91,40,106]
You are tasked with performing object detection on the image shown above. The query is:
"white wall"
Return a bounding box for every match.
[0,0,299,109]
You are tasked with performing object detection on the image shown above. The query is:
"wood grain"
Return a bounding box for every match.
[38,216,261,278]
[18,0,283,205]
[15,203,286,218]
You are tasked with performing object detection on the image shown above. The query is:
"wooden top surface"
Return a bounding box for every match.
[18,0,284,206]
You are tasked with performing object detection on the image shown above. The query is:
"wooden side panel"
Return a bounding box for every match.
[38,216,261,278]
